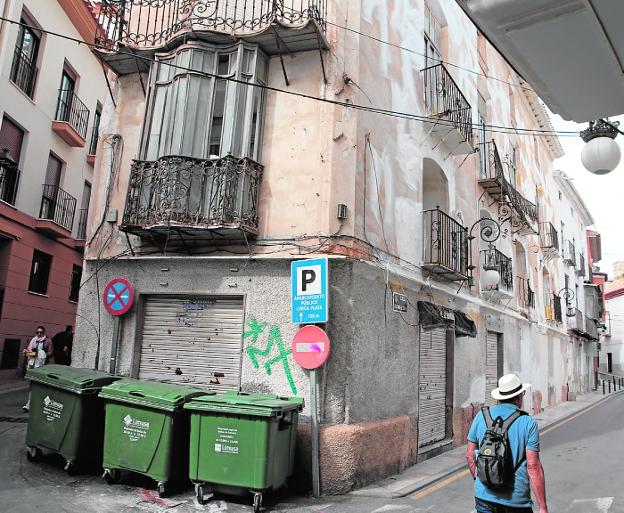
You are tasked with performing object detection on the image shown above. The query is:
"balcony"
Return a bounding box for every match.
[539,222,559,252]
[480,247,513,295]
[52,90,89,147]
[545,293,563,323]
[569,308,585,335]
[422,208,469,282]
[585,316,599,341]
[517,277,535,310]
[423,64,473,155]
[95,0,328,75]
[0,151,20,206]
[477,141,538,233]
[122,154,262,240]
[576,252,586,277]
[563,240,577,266]
[9,48,37,98]
[36,185,77,238]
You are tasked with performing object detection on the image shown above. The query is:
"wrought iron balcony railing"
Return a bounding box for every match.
[477,141,538,228]
[553,293,563,323]
[577,252,586,276]
[0,152,20,206]
[10,48,37,98]
[423,208,469,282]
[122,154,262,236]
[564,240,577,266]
[76,208,88,240]
[96,0,326,59]
[570,307,584,334]
[423,63,472,144]
[39,184,77,231]
[481,247,513,293]
[517,277,535,310]
[539,221,559,251]
[55,89,90,140]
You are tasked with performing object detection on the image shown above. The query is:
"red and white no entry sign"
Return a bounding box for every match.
[292,325,330,370]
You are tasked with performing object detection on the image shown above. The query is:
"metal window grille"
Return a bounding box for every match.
[55,89,90,139]
[39,184,77,231]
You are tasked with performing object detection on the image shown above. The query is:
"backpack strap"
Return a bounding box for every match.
[481,406,494,427]
[500,409,529,473]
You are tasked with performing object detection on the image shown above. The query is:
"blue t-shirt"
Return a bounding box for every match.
[467,403,540,508]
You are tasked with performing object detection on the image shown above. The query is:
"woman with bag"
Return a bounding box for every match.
[22,326,53,412]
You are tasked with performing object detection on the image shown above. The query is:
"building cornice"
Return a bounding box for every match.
[554,171,595,226]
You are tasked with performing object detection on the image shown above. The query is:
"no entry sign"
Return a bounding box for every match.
[103,278,134,316]
[292,325,330,370]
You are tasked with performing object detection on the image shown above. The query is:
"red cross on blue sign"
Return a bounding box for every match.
[103,278,134,316]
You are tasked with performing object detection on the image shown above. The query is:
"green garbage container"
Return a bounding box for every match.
[185,391,304,512]
[25,364,119,473]
[99,378,205,496]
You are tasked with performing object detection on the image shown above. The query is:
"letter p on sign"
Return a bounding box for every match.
[297,265,321,295]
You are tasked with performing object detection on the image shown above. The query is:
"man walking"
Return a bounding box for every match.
[51,325,73,366]
[466,374,549,513]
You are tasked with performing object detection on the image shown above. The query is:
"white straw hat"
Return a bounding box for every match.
[491,373,531,400]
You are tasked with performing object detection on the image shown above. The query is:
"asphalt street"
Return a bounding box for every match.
[1,386,623,513]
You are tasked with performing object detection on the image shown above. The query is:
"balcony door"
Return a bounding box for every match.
[55,70,76,122]
[41,154,62,220]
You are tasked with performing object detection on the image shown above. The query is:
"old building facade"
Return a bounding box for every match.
[0,0,107,373]
[76,0,601,493]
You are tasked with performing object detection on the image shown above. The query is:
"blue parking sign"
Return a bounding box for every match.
[291,258,328,324]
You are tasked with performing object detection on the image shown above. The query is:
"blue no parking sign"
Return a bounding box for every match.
[291,258,328,324]
[103,278,135,316]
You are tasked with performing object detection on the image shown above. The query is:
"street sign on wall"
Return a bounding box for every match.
[291,257,328,324]
[103,278,134,316]
[292,325,331,370]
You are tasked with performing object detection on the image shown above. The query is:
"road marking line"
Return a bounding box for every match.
[411,393,620,502]
[542,394,618,435]
[410,469,470,501]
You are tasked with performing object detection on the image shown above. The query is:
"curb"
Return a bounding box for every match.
[396,391,624,498]
[0,382,29,396]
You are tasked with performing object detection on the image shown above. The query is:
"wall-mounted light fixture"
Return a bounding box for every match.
[580,119,622,175]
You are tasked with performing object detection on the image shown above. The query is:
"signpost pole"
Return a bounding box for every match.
[310,368,320,497]
[109,316,121,375]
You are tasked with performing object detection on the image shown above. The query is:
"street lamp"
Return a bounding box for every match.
[468,217,502,289]
[580,119,622,175]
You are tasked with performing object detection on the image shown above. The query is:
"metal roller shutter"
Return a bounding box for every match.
[138,295,244,391]
[485,331,498,405]
[418,326,447,448]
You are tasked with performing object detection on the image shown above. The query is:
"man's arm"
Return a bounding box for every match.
[527,449,548,513]
[465,441,478,479]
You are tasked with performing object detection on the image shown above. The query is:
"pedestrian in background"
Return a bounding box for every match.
[465,374,549,513]
[51,325,73,366]
[22,326,53,412]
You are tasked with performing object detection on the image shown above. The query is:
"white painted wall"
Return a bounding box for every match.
[601,296,624,374]
[0,0,108,236]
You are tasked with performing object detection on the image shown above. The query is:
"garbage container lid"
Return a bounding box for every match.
[99,378,207,412]
[25,365,119,394]
[184,391,304,417]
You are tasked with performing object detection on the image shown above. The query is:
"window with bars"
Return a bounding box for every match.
[141,42,267,162]
[68,265,81,302]
[89,105,101,155]
[10,16,40,98]
[28,250,52,295]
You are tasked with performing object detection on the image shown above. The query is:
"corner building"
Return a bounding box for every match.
[76,0,600,493]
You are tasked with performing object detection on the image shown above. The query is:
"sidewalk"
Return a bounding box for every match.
[0,370,28,395]
[352,389,620,499]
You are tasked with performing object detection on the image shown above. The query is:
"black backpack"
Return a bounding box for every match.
[476,406,527,489]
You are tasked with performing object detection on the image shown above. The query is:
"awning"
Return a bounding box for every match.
[454,310,477,338]
[417,301,449,329]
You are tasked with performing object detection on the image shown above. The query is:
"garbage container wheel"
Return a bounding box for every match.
[26,446,42,463]
[195,484,213,505]
[157,481,167,498]
[253,491,263,513]
[103,468,120,485]
[64,459,76,475]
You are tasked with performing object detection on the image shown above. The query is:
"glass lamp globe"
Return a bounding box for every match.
[482,268,500,289]
[581,136,621,175]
